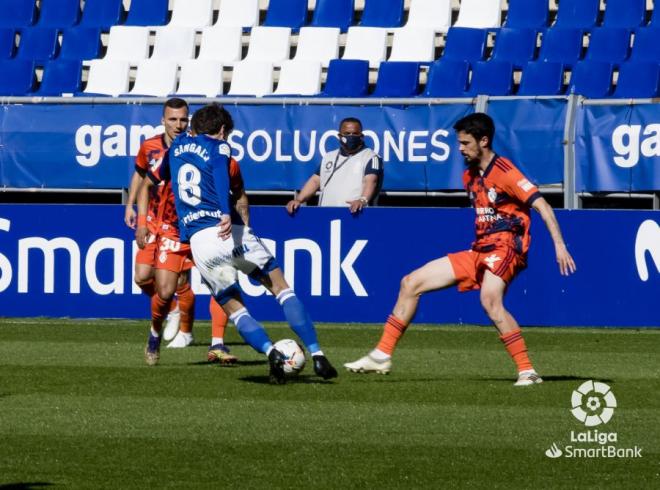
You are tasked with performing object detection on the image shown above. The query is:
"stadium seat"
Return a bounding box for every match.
[517,61,565,96]
[553,0,599,31]
[584,28,631,66]
[360,0,404,28]
[151,27,196,61]
[403,0,452,33]
[273,60,322,96]
[388,28,435,62]
[127,60,178,96]
[124,0,168,27]
[175,60,224,97]
[612,61,660,99]
[503,0,548,30]
[82,59,129,96]
[197,26,243,64]
[59,28,102,61]
[310,0,354,32]
[214,0,259,29]
[490,28,537,69]
[342,26,388,68]
[33,59,81,95]
[227,61,274,96]
[371,61,420,97]
[568,61,614,98]
[104,26,150,64]
[168,0,213,29]
[441,28,488,63]
[467,60,514,96]
[454,0,503,29]
[36,0,81,28]
[262,0,308,32]
[0,59,34,95]
[538,28,584,69]
[421,59,470,97]
[0,28,16,59]
[243,26,291,65]
[602,0,646,30]
[629,28,660,63]
[293,27,340,67]
[320,59,369,97]
[16,28,59,63]
[79,0,123,30]
[0,0,36,28]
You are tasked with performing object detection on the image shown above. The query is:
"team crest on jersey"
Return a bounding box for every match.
[484,254,501,269]
[488,187,498,203]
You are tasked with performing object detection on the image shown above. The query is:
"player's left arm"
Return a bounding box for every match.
[532,197,577,276]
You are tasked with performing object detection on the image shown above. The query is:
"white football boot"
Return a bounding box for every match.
[344,354,392,374]
[166,331,193,349]
[162,305,181,342]
[514,369,543,386]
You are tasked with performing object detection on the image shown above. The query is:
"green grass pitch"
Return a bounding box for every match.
[0,319,658,489]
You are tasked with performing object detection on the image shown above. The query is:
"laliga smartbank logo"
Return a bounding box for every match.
[544,380,643,459]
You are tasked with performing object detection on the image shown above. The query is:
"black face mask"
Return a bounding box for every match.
[339,134,364,153]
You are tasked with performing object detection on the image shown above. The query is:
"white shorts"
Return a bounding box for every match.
[189,224,275,299]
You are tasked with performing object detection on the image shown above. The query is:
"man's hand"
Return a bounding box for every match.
[346,197,368,214]
[136,226,149,249]
[286,199,302,215]
[125,206,137,229]
[217,214,232,241]
[555,243,577,276]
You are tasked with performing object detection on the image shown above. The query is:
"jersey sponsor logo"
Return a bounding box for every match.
[484,254,502,269]
[635,220,660,281]
[517,178,534,192]
[181,209,223,226]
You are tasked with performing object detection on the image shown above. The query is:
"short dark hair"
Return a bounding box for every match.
[453,113,495,148]
[339,117,363,131]
[163,97,188,114]
[191,104,234,136]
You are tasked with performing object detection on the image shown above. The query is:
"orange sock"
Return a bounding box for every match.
[500,329,533,372]
[169,297,178,313]
[376,315,408,356]
[151,294,172,334]
[210,298,228,340]
[176,284,195,333]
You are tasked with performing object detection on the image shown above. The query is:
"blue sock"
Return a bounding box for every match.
[230,308,272,354]
[276,289,320,353]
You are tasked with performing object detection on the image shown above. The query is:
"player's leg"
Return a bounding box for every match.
[144,268,179,365]
[480,270,541,386]
[345,256,458,374]
[166,271,196,348]
[207,297,238,364]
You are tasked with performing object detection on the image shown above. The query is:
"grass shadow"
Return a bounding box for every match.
[472,375,614,383]
[0,484,55,490]
[185,360,267,367]
[239,374,335,385]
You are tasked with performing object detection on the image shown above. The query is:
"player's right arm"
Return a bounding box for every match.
[124,167,147,229]
[212,143,233,240]
[287,174,321,215]
[136,156,169,249]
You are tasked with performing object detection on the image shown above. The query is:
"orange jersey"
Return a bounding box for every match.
[463,155,541,255]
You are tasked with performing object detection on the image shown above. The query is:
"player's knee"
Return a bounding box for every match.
[400,274,418,296]
[134,275,151,287]
[155,283,176,300]
[480,293,502,317]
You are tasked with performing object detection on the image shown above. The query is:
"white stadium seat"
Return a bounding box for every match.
[404,0,452,33]
[197,26,243,64]
[151,27,196,61]
[273,60,322,95]
[83,59,130,96]
[388,28,436,62]
[104,26,149,64]
[293,27,340,68]
[227,61,274,96]
[215,0,259,28]
[342,26,388,68]
[243,26,291,65]
[168,0,213,28]
[454,0,503,29]
[127,60,178,96]
[176,60,224,97]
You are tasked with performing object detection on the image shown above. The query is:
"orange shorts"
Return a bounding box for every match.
[135,234,193,273]
[448,246,527,292]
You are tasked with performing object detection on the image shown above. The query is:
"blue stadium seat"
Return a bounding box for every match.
[553,0,599,31]
[262,0,308,31]
[371,61,420,97]
[310,0,354,32]
[467,60,514,96]
[584,28,630,66]
[0,59,35,94]
[59,28,101,61]
[16,28,59,63]
[503,0,548,30]
[629,28,660,63]
[602,0,646,30]
[320,59,369,96]
[125,0,168,27]
[79,0,124,30]
[360,0,404,28]
[421,59,470,97]
[490,28,537,69]
[569,61,614,98]
[0,0,36,28]
[33,59,81,95]
[36,0,81,28]
[442,28,488,62]
[539,27,583,69]
[0,28,15,59]
[612,61,660,98]
[517,61,565,96]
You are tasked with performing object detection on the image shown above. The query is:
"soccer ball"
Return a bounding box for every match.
[273,339,306,375]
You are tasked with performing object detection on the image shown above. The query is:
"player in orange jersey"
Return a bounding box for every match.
[345,112,576,386]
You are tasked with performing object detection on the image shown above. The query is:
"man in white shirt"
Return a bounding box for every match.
[286,117,383,214]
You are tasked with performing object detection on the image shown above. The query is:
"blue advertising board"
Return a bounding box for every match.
[0,205,657,327]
